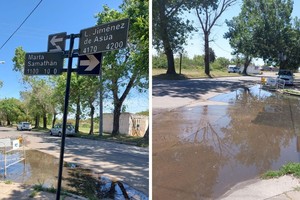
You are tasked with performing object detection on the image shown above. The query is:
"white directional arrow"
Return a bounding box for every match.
[80,55,100,71]
[50,35,64,51]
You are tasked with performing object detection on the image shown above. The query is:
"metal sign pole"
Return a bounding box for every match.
[99,66,103,136]
[56,33,76,200]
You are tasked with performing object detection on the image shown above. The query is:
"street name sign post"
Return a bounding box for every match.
[24,52,64,75]
[48,32,67,52]
[24,18,129,200]
[79,18,129,55]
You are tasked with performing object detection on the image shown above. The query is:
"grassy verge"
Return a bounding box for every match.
[261,163,300,179]
[30,184,68,199]
[78,127,148,147]
[283,89,300,96]
[152,68,241,80]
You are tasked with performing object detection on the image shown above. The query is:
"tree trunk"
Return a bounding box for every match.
[35,115,40,128]
[242,56,252,75]
[89,104,95,135]
[43,113,47,129]
[75,97,81,133]
[112,103,121,137]
[159,6,176,75]
[7,116,10,126]
[204,32,210,76]
[52,112,57,128]
[166,48,176,74]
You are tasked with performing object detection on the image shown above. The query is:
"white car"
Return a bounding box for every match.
[50,124,76,136]
[17,122,32,131]
[227,65,239,73]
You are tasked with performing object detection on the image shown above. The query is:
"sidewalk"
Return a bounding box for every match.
[219,175,300,200]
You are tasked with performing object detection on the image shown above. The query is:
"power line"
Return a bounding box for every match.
[0,0,43,51]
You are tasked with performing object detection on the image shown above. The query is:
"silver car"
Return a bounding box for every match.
[277,70,294,85]
[17,122,32,131]
[50,124,76,136]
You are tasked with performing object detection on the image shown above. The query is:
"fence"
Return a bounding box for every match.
[261,77,285,90]
[0,136,26,177]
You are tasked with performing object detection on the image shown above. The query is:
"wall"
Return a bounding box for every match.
[103,113,148,137]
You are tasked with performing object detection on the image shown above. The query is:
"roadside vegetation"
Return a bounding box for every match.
[0,0,149,139]
[262,163,300,179]
[6,112,149,147]
[153,0,300,77]
[153,53,241,79]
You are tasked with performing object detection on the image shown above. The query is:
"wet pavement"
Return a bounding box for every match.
[153,83,300,199]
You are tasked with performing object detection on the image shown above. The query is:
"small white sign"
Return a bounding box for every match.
[12,140,20,149]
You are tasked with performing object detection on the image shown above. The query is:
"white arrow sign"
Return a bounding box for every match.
[80,55,100,71]
[48,32,66,52]
[50,35,63,51]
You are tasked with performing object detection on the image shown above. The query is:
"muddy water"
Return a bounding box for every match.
[153,85,300,199]
[0,150,147,199]
[0,150,104,198]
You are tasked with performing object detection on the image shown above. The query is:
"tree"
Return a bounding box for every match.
[153,0,195,74]
[224,12,255,75]
[225,0,300,70]
[81,76,100,135]
[0,98,24,125]
[12,47,57,128]
[193,0,237,76]
[96,1,148,136]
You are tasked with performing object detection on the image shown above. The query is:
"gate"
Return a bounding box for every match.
[0,136,26,177]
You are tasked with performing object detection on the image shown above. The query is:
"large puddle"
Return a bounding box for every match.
[0,150,147,200]
[153,85,300,199]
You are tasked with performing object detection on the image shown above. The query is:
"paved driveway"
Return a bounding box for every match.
[0,126,149,195]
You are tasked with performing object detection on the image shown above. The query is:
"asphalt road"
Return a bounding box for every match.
[153,75,262,111]
[0,126,149,196]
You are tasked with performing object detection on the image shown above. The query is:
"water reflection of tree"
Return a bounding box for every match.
[153,143,225,199]
[153,105,229,199]
[223,88,296,173]
[180,105,233,158]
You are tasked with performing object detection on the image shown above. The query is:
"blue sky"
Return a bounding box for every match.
[182,0,300,65]
[0,0,148,113]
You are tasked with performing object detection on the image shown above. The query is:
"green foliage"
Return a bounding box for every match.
[4,180,12,184]
[152,0,195,53]
[95,1,148,135]
[211,57,231,70]
[262,163,300,179]
[153,53,231,71]
[12,46,25,72]
[0,98,26,124]
[225,0,300,69]
[152,54,168,69]
[136,110,149,116]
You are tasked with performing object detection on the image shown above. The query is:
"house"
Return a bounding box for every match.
[103,113,148,137]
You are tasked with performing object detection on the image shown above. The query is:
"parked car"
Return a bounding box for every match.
[50,124,76,136]
[277,69,294,85]
[17,122,32,131]
[227,65,239,73]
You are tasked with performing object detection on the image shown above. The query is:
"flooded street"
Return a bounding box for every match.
[153,85,300,199]
[0,150,146,199]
